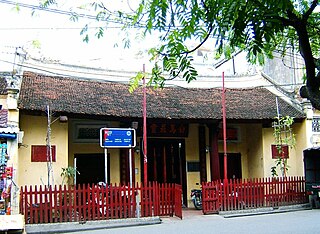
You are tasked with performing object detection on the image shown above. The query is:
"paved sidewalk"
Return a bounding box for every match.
[219,203,312,218]
[25,204,311,233]
[25,216,161,233]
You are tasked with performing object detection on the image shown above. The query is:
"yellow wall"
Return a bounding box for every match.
[245,124,264,178]
[133,139,141,184]
[291,121,307,176]
[262,121,306,178]
[18,114,68,186]
[67,120,134,185]
[219,124,250,178]
[17,115,307,189]
[186,124,201,192]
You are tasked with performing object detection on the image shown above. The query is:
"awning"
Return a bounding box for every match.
[0,127,19,140]
[0,133,16,139]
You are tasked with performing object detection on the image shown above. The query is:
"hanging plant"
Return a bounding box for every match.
[273,116,296,146]
[271,115,296,177]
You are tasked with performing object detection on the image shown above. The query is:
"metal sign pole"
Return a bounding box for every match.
[100,127,136,185]
[74,157,77,185]
[129,148,133,187]
[104,148,108,184]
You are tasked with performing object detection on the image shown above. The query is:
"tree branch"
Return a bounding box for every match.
[303,0,319,21]
[159,24,214,57]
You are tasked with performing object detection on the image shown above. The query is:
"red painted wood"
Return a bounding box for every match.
[208,124,220,181]
[163,146,167,183]
[202,177,308,214]
[20,182,182,224]
[174,184,182,219]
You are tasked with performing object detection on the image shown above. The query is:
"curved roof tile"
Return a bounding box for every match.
[18,71,305,120]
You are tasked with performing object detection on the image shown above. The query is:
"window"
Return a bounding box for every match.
[187,161,200,172]
[312,117,320,132]
[31,145,56,162]
[72,121,109,143]
[218,127,240,142]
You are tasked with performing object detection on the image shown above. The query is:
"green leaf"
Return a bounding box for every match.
[31,40,41,49]
[95,27,104,39]
[12,4,20,12]
[80,24,88,35]
[70,12,79,22]
[129,72,145,93]
[82,34,89,43]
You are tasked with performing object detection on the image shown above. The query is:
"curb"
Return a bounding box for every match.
[25,216,162,233]
[219,203,312,218]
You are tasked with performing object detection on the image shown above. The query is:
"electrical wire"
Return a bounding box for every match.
[0,0,146,28]
[0,0,106,21]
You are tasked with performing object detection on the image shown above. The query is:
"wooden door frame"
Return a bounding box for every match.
[140,138,187,205]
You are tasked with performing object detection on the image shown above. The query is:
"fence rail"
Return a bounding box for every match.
[20,182,182,224]
[202,176,308,214]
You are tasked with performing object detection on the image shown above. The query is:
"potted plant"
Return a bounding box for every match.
[61,166,79,186]
[271,116,296,177]
[59,167,80,221]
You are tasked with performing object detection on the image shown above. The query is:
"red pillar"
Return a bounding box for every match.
[208,124,220,181]
[153,147,157,181]
[163,145,167,183]
[198,126,207,182]
[143,65,148,185]
[222,72,228,181]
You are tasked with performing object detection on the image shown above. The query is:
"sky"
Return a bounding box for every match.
[0,0,155,71]
[0,0,259,86]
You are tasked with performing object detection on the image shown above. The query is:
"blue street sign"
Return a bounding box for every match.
[100,128,136,148]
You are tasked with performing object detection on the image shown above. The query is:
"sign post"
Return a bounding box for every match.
[104,148,108,184]
[100,128,136,186]
[129,149,133,187]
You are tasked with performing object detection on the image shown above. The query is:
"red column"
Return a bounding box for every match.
[198,126,207,182]
[163,145,167,183]
[208,124,220,180]
[153,147,157,181]
[143,65,148,185]
[222,72,228,181]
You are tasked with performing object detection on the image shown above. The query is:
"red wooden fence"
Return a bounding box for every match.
[202,177,308,214]
[20,182,182,224]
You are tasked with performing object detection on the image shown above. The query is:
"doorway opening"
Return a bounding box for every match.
[141,138,187,205]
[219,153,242,179]
[74,153,110,185]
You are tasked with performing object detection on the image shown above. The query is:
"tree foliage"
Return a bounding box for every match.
[92,0,320,108]
[41,0,320,109]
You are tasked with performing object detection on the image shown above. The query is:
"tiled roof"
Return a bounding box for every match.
[18,71,305,120]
